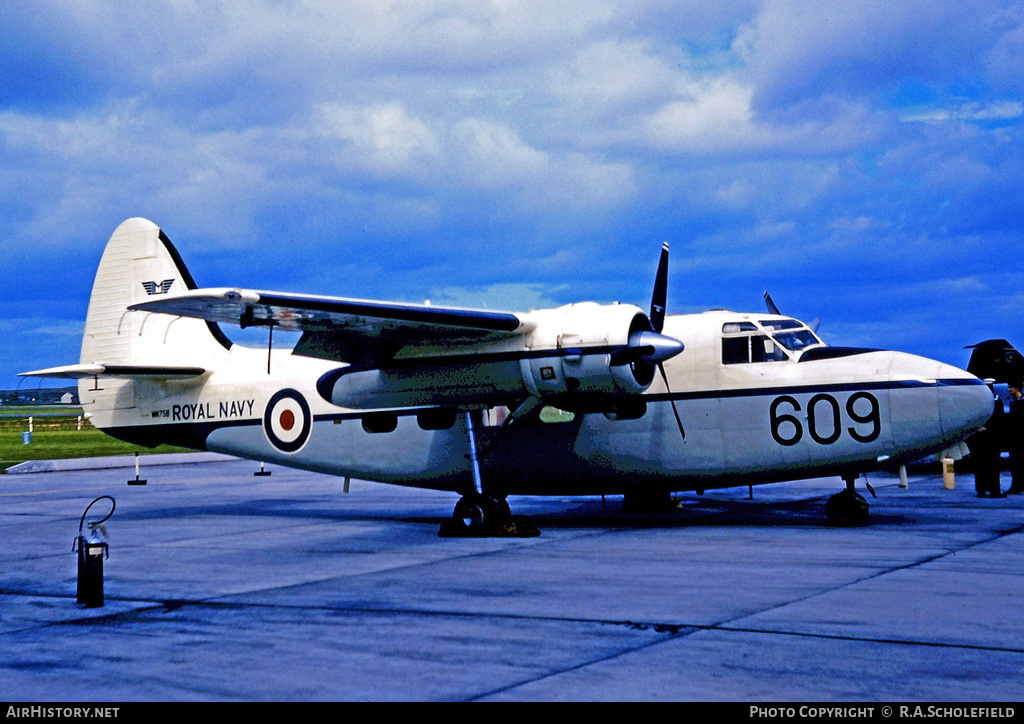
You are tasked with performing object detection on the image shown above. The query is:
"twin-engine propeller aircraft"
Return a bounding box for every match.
[24,218,994,534]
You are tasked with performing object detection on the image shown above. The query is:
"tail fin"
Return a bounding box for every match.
[965,339,1024,386]
[78,218,232,411]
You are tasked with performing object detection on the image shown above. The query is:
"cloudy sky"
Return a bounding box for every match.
[3,0,1023,389]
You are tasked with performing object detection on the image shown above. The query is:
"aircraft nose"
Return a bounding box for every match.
[934,362,994,443]
[887,352,994,453]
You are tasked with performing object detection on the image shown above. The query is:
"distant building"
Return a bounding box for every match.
[0,386,78,406]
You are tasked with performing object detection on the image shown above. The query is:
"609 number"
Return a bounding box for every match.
[769,392,881,446]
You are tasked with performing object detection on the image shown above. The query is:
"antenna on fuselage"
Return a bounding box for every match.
[266,322,275,374]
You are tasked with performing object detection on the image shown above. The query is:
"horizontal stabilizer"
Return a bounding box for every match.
[20,363,207,380]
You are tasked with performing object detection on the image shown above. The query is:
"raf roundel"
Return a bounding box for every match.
[263,389,312,453]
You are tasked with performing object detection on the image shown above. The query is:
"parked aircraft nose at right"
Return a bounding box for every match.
[888,352,994,452]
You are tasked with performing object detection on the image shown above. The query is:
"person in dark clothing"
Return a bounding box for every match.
[970,399,1006,498]
[1007,380,1024,495]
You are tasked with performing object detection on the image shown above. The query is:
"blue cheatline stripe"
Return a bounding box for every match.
[645,377,983,403]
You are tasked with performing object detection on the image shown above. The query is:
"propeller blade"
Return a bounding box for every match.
[658,363,685,440]
[651,242,670,333]
[651,242,683,439]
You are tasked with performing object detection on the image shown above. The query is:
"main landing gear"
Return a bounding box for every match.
[825,472,875,527]
[438,412,539,538]
[439,492,539,538]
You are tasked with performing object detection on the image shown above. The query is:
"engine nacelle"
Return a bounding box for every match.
[519,302,653,399]
[317,303,680,410]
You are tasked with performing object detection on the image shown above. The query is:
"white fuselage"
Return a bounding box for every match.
[85,310,993,496]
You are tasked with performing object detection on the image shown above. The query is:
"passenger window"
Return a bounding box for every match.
[417,409,457,430]
[362,412,398,433]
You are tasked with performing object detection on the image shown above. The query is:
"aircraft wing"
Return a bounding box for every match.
[129,288,529,365]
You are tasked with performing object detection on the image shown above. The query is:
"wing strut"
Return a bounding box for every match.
[266,322,275,375]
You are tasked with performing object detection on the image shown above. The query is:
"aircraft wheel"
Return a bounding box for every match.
[454,496,489,531]
[447,495,510,535]
[825,490,869,527]
[439,495,537,538]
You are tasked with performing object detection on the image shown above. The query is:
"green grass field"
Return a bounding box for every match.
[0,406,189,472]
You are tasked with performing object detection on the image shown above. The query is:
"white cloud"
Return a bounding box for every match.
[450,117,637,216]
[645,77,756,152]
[0,104,275,247]
[452,118,547,188]
[316,102,440,177]
[900,100,1024,123]
[544,39,681,118]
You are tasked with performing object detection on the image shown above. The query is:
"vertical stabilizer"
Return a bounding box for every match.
[79,218,231,411]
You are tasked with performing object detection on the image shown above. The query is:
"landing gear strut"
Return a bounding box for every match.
[439,412,539,538]
[825,473,872,527]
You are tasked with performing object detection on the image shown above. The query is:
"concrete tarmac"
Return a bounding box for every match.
[1,457,1022,702]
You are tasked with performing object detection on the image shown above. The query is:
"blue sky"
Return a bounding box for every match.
[3,1,1023,389]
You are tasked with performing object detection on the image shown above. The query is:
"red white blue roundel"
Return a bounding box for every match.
[263,389,311,453]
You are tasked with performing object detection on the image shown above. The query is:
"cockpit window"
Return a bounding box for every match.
[722,322,758,334]
[722,334,789,364]
[760,319,803,330]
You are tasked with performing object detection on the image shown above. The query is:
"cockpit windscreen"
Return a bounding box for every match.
[773,329,821,352]
[722,318,823,365]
